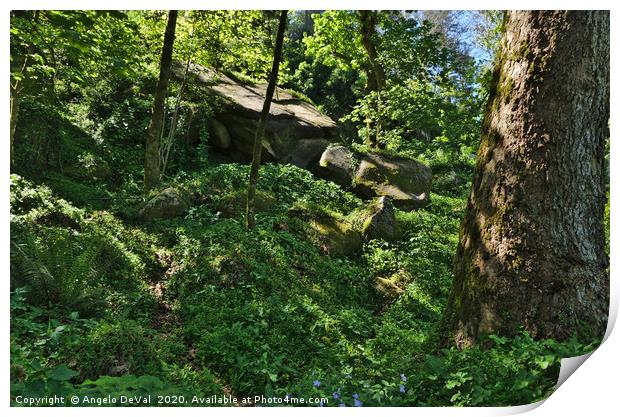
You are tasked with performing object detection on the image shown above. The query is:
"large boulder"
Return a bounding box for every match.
[316,145,356,187]
[361,197,400,241]
[353,153,432,210]
[173,63,338,162]
[316,147,432,210]
[140,188,191,221]
[216,113,261,158]
[308,214,363,257]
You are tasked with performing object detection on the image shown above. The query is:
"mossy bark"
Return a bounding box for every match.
[444,11,610,347]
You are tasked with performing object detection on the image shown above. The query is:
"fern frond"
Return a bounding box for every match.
[10,239,59,304]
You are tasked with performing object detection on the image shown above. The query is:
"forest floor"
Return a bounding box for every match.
[9,105,598,406]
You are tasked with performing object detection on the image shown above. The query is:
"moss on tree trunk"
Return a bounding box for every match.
[444,11,610,347]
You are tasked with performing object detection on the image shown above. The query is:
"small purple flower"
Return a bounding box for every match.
[313,380,321,387]
[319,399,325,407]
[339,402,346,407]
[354,399,362,407]
[399,384,406,393]
[400,374,407,382]
[332,392,340,400]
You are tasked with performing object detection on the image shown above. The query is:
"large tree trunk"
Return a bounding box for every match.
[444,11,609,347]
[358,10,386,149]
[246,11,288,230]
[144,10,178,191]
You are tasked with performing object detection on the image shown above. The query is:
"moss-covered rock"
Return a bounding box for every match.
[374,269,414,305]
[353,153,432,210]
[140,187,192,221]
[360,196,400,241]
[289,204,363,257]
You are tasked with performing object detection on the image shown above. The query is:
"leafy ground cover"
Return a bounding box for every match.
[10,109,600,406]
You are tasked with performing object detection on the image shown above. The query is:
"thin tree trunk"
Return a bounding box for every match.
[246,10,288,230]
[161,53,192,177]
[358,10,386,148]
[144,10,178,191]
[10,10,39,170]
[358,11,385,92]
[444,11,610,347]
[10,91,19,169]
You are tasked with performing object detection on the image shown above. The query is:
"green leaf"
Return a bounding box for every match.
[22,378,46,397]
[48,365,79,381]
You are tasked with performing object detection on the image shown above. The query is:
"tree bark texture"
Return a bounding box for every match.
[144,10,178,191]
[444,11,610,347]
[246,10,288,229]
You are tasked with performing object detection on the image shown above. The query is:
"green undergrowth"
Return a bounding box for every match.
[10,131,598,406]
[10,9,605,407]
